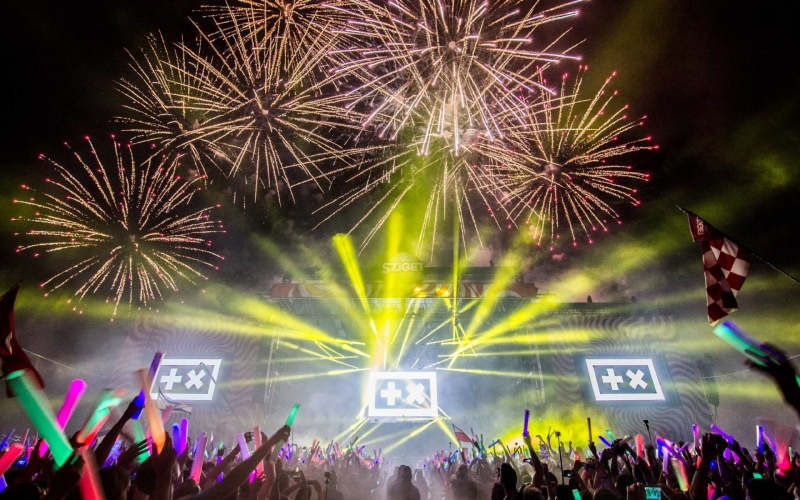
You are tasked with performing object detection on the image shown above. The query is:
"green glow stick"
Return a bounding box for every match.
[269,404,300,463]
[713,321,769,366]
[6,370,73,467]
[285,404,300,426]
[132,419,149,462]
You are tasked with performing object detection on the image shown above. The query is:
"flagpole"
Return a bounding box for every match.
[676,205,800,286]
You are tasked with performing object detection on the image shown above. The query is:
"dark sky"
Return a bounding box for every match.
[1,0,800,443]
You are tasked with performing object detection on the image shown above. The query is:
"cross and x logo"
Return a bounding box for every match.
[586,359,665,402]
[368,372,438,418]
[149,358,222,401]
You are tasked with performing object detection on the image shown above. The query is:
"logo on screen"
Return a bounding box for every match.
[149,358,222,401]
[368,372,438,418]
[585,358,665,402]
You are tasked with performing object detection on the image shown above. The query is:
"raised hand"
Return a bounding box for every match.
[117,440,149,469]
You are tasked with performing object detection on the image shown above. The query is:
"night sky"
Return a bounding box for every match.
[1,0,800,438]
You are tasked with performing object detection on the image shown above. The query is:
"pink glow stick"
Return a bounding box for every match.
[190,433,207,483]
[77,447,105,500]
[635,434,644,458]
[254,426,264,476]
[135,369,165,452]
[41,379,87,457]
[178,418,188,455]
[0,443,24,476]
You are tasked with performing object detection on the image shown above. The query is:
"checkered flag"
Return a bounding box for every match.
[687,212,750,325]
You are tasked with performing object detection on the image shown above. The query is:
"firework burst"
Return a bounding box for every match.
[13,137,224,317]
[335,0,584,153]
[117,33,233,178]
[202,0,354,75]
[478,67,655,248]
[167,9,372,204]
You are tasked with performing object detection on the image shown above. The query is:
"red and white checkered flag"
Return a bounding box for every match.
[687,212,750,325]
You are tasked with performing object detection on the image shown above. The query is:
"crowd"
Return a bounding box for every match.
[1,343,799,500]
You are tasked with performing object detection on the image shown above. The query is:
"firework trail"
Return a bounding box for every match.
[477,67,655,248]
[117,33,233,179]
[13,137,224,317]
[335,0,584,154]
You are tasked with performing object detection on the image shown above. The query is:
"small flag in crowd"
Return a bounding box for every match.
[0,285,45,395]
[686,212,751,325]
[452,424,472,444]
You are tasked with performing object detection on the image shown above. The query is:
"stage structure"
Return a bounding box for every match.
[119,253,713,455]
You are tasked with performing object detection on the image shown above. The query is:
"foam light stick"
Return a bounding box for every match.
[710,424,734,444]
[0,476,6,493]
[523,409,530,438]
[77,447,105,500]
[179,418,189,455]
[40,379,87,457]
[692,424,700,452]
[0,443,24,476]
[6,370,74,467]
[670,458,689,492]
[190,432,207,483]
[135,368,165,452]
[237,434,251,460]
[756,425,764,453]
[0,430,14,450]
[713,321,770,366]
[606,430,615,441]
[269,404,300,463]
[598,436,612,448]
[172,424,181,451]
[133,352,164,420]
[636,434,644,458]
[587,418,592,444]
[131,419,149,462]
[77,389,126,446]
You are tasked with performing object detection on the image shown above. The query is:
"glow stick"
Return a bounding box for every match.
[77,389,126,446]
[661,447,669,474]
[692,424,699,452]
[39,379,86,457]
[77,447,105,500]
[190,432,207,483]
[710,424,734,444]
[0,430,14,450]
[131,419,148,462]
[179,418,189,455]
[0,443,24,476]
[172,424,181,451]
[133,352,164,420]
[237,434,251,460]
[670,458,689,492]
[605,430,615,441]
[0,476,7,493]
[523,409,530,438]
[598,436,612,448]
[756,425,764,453]
[636,434,644,458]
[253,426,264,475]
[6,370,74,467]
[135,369,165,452]
[587,418,592,444]
[269,404,300,463]
[713,321,769,366]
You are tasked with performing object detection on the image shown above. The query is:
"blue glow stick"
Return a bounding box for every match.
[523,409,530,438]
[598,436,612,448]
[133,352,164,420]
[0,429,14,450]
